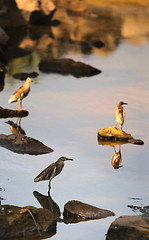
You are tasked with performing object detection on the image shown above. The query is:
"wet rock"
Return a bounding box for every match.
[0,204,57,239]
[12,71,39,80]
[98,126,144,145]
[106,215,149,240]
[63,200,115,223]
[0,133,53,155]
[39,58,101,78]
[0,106,28,118]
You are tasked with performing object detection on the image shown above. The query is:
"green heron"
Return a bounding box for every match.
[34,156,73,189]
[115,101,127,129]
[8,77,32,111]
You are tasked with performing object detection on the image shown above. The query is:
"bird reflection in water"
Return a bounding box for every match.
[34,157,74,190]
[33,190,61,220]
[111,145,123,169]
[8,77,32,111]
[5,117,26,135]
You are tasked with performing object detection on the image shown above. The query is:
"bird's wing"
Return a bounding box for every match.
[34,162,56,182]
[118,107,125,121]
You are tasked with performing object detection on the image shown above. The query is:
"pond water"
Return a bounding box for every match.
[0,12,149,240]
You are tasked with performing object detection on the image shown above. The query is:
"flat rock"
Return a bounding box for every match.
[63,200,115,223]
[0,204,57,239]
[98,126,144,145]
[39,58,101,78]
[0,106,28,118]
[0,133,53,155]
[106,215,149,240]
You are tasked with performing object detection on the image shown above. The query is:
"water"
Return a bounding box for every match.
[0,19,149,240]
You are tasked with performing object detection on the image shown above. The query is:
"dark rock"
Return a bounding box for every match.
[106,215,149,240]
[0,204,57,239]
[0,106,28,118]
[98,126,144,145]
[0,133,53,155]
[13,72,39,80]
[63,200,115,223]
[39,58,102,78]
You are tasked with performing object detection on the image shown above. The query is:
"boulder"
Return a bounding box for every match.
[106,215,149,240]
[63,200,115,223]
[0,204,57,239]
[98,126,144,145]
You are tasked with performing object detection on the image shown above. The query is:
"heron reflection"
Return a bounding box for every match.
[33,190,61,220]
[34,157,73,190]
[5,117,26,135]
[111,145,123,169]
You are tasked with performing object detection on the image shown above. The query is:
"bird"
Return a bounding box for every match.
[8,77,32,111]
[34,156,73,189]
[115,101,127,129]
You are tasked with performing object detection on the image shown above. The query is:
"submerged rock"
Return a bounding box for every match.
[0,204,57,239]
[39,58,101,78]
[63,200,115,223]
[98,126,144,145]
[106,215,149,240]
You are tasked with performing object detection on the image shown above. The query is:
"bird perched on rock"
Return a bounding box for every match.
[115,101,127,129]
[8,77,32,111]
[34,156,73,189]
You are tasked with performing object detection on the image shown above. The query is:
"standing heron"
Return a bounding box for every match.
[34,156,73,189]
[115,101,127,129]
[8,77,32,111]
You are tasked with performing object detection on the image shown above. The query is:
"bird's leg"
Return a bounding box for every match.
[17,100,20,111]
[114,123,118,128]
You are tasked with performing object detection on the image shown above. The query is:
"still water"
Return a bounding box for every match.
[0,30,149,239]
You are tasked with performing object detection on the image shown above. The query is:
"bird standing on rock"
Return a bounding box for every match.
[115,101,127,129]
[8,77,32,111]
[34,156,74,189]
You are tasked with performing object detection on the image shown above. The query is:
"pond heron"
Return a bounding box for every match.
[8,77,32,111]
[34,156,74,189]
[115,101,127,129]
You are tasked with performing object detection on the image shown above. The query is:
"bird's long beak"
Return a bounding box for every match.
[123,102,128,105]
[65,158,74,161]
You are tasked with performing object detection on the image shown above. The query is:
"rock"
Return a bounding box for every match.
[0,204,57,239]
[63,200,115,223]
[98,126,144,145]
[106,215,149,240]
[0,133,53,155]
[39,58,101,78]
[12,71,39,80]
[0,106,28,118]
